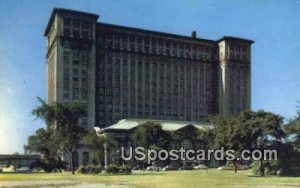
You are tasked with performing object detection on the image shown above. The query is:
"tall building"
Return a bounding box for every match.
[44,8,253,166]
[45,8,253,129]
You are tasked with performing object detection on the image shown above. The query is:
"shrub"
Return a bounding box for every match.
[90,165,102,174]
[105,165,132,174]
[105,165,119,174]
[76,165,102,174]
[29,159,67,173]
[251,160,282,176]
[76,166,87,174]
[118,165,132,174]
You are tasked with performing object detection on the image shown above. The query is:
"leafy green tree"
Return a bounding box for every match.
[133,121,171,171]
[210,111,285,175]
[133,121,171,150]
[83,132,117,166]
[285,109,300,150]
[251,110,285,176]
[24,128,52,158]
[24,127,69,172]
[32,97,87,174]
[281,106,300,176]
[210,114,249,173]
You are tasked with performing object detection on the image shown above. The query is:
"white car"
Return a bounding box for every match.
[146,166,161,171]
[16,166,31,173]
[2,165,15,172]
[194,164,208,170]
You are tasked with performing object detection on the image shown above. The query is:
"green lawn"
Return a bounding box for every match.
[0,170,300,188]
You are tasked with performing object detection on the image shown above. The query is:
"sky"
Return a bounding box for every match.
[0,0,300,154]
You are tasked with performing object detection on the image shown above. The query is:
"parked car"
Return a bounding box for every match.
[218,163,250,171]
[162,165,179,171]
[132,165,144,171]
[16,166,31,173]
[194,164,208,170]
[239,164,250,170]
[146,166,162,171]
[2,165,15,172]
[179,165,193,170]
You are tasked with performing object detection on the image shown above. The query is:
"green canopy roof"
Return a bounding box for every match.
[95,119,212,133]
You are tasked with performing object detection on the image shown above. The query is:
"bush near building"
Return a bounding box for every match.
[105,165,132,174]
[76,165,102,174]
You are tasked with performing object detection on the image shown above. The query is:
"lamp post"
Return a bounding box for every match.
[93,127,109,170]
[104,143,107,170]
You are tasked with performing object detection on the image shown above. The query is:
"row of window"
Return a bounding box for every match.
[99,34,215,60]
[96,51,217,125]
[63,50,89,102]
[63,18,92,39]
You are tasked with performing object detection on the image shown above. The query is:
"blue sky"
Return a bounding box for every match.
[0,0,299,154]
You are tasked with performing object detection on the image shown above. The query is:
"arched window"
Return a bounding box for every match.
[82,151,89,166]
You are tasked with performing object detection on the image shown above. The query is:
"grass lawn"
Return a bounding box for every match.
[0,170,300,188]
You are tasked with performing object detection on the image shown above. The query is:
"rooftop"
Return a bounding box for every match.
[217,36,254,44]
[94,119,212,134]
[44,8,254,44]
[98,22,217,43]
[44,8,99,36]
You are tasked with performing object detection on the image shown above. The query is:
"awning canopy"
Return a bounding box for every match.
[94,119,213,134]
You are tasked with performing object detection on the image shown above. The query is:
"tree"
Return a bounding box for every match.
[251,110,285,176]
[210,114,250,173]
[32,97,87,174]
[133,121,171,171]
[285,107,300,150]
[24,127,70,172]
[133,121,171,150]
[24,128,52,158]
[282,106,300,176]
[210,111,285,175]
[83,131,117,166]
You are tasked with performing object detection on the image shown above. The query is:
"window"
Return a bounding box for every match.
[73,68,78,76]
[73,30,79,38]
[129,35,135,50]
[63,92,69,100]
[73,60,79,66]
[114,34,121,48]
[72,20,79,38]
[82,89,88,99]
[121,35,127,49]
[63,51,69,64]
[179,43,184,57]
[81,21,90,38]
[165,41,170,55]
[73,77,79,82]
[81,117,88,127]
[158,40,163,54]
[105,35,113,48]
[63,18,71,37]
[63,18,71,27]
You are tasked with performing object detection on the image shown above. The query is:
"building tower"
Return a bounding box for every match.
[218,37,254,117]
[44,9,98,129]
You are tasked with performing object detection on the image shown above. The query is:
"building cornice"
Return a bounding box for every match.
[44,8,99,36]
